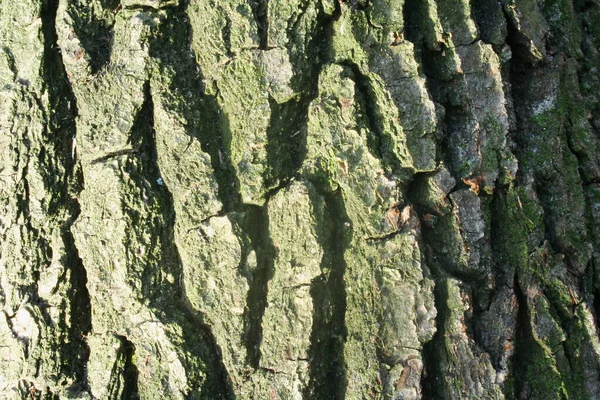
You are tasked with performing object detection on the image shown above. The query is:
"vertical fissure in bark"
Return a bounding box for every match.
[64,0,118,74]
[222,13,234,57]
[40,0,92,390]
[166,245,236,399]
[401,0,421,45]
[289,0,341,86]
[560,314,590,397]
[346,61,414,177]
[419,276,448,400]
[565,116,597,185]
[501,7,540,69]
[107,335,139,399]
[264,95,310,191]
[59,216,92,393]
[305,187,349,400]
[40,0,80,190]
[264,0,341,192]
[513,272,572,399]
[249,0,269,50]
[575,1,600,134]
[511,272,530,399]
[594,262,600,334]
[241,204,276,369]
[149,0,242,213]
[124,80,167,296]
[343,63,385,164]
[126,81,235,398]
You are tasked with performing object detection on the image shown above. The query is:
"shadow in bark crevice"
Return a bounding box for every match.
[40,0,92,394]
[264,95,310,192]
[65,0,119,74]
[419,276,448,400]
[148,0,242,213]
[249,0,269,50]
[40,0,82,208]
[304,186,349,400]
[107,335,139,399]
[342,61,411,176]
[121,80,235,399]
[512,273,569,399]
[264,0,342,199]
[58,218,92,392]
[240,204,277,368]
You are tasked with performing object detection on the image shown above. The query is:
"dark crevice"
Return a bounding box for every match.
[15,163,33,234]
[342,63,383,163]
[347,0,369,10]
[512,273,572,399]
[41,0,81,210]
[2,47,18,80]
[59,213,92,396]
[147,5,269,392]
[489,188,519,287]
[264,0,341,194]
[284,0,318,71]
[470,0,508,50]
[434,90,474,179]
[365,229,402,242]
[241,204,277,368]
[90,148,137,164]
[501,5,541,72]
[402,0,425,46]
[305,187,349,400]
[469,188,519,376]
[123,79,235,398]
[564,117,599,185]
[249,0,269,50]
[122,4,175,12]
[512,273,530,399]
[149,0,242,213]
[65,0,118,74]
[241,0,344,376]
[107,335,139,400]
[337,60,412,178]
[168,250,236,399]
[40,0,92,395]
[222,13,233,57]
[594,286,600,338]
[420,277,448,400]
[403,3,478,182]
[575,1,600,139]
[123,80,165,298]
[509,25,592,275]
[264,95,311,191]
[559,318,589,397]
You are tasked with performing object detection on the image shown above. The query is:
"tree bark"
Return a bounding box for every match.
[1,0,600,398]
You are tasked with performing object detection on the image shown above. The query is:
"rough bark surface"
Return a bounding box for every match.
[1,0,600,398]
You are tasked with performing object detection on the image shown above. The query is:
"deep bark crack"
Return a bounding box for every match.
[305,187,349,400]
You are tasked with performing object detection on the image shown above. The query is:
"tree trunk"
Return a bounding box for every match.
[1,0,600,398]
